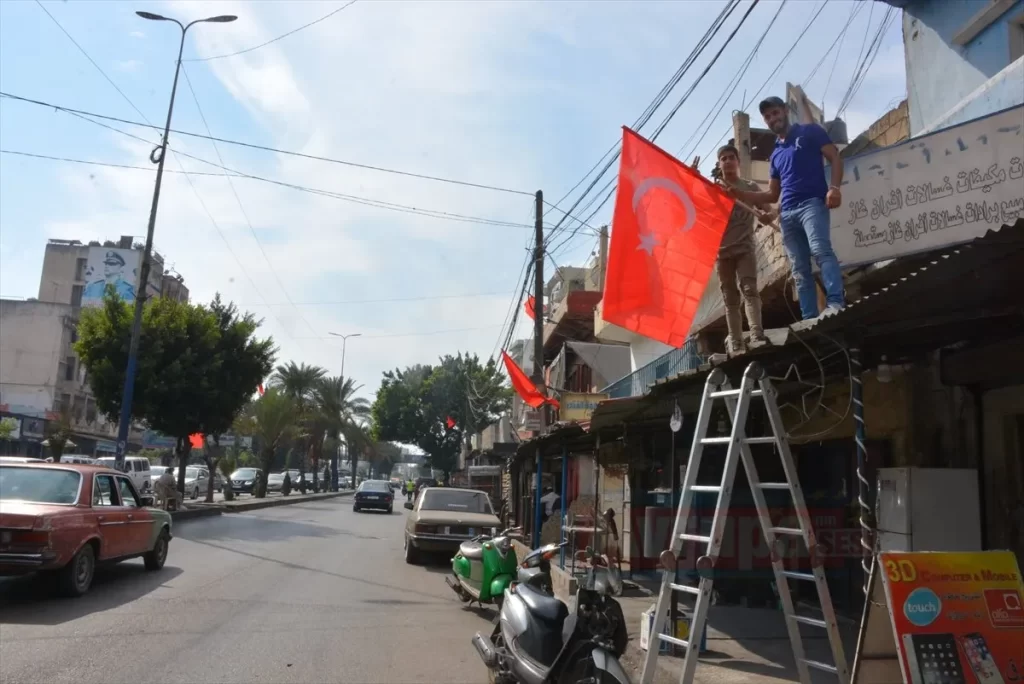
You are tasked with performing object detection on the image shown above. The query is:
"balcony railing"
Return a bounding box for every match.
[601,338,706,399]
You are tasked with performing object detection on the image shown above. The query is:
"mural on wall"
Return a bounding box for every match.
[82,247,140,308]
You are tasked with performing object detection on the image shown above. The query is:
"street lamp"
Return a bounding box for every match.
[328,332,360,490]
[113,11,237,472]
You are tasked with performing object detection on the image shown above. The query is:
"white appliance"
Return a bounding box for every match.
[876,467,982,552]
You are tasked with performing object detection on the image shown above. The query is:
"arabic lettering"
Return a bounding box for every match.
[1010,157,1023,180]
[848,198,868,225]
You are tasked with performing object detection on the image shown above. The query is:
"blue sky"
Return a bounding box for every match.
[0,0,906,399]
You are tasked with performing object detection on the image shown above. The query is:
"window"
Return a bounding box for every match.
[0,467,81,505]
[116,477,141,507]
[85,399,97,423]
[420,489,493,514]
[1011,13,1024,62]
[70,285,83,307]
[65,357,76,381]
[93,474,118,506]
[74,257,87,281]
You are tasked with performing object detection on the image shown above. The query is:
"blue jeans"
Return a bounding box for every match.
[780,197,844,319]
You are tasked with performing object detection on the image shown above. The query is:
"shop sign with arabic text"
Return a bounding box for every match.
[830,105,1024,267]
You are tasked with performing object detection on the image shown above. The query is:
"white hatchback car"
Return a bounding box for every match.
[96,455,153,492]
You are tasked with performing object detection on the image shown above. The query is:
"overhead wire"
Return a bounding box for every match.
[184,1,359,62]
[698,0,831,165]
[28,1,304,345]
[0,92,536,199]
[180,64,321,339]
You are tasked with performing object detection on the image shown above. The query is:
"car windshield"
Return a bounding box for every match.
[359,481,389,492]
[0,466,81,505]
[420,489,492,514]
[185,467,205,479]
[268,473,286,481]
[232,469,257,479]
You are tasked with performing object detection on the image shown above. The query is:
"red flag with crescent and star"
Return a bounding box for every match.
[602,127,735,347]
[501,350,560,410]
[524,295,537,320]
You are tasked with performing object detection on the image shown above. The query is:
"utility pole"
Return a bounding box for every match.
[113,11,237,473]
[328,331,361,492]
[532,190,545,548]
[532,190,546,437]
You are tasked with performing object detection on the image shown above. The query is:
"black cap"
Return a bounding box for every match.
[758,96,786,114]
[103,250,126,266]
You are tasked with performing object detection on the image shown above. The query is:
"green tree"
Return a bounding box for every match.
[44,407,75,461]
[370,354,510,481]
[75,291,273,495]
[0,417,18,442]
[197,295,275,501]
[270,361,326,489]
[243,388,299,497]
[313,376,370,490]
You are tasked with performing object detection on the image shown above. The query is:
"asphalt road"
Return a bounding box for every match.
[0,498,495,684]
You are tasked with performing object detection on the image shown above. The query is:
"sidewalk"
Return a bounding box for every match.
[547,561,857,684]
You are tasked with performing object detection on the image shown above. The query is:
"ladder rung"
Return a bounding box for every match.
[744,436,777,444]
[700,436,731,445]
[690,485,721,493]
[680,533,711,544]
[782,570,816,582]
[700,436,776,446]
[758,482,791,490]
[670,582,700,596]
[790,614,828,629]
[657,633,691,650]
[709,388,763,399]
[771,527,804,536]
[802,659,838,674]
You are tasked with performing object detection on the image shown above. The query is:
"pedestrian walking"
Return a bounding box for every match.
[727,95,845,320]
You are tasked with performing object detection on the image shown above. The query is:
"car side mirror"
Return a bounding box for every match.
[404,502,414,510]
[140,495,155,507]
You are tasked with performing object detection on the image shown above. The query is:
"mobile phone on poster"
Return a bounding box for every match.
[903,633,968,684]
[958,633,1005,684]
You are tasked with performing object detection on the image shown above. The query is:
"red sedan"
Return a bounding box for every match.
[0,462,173,597]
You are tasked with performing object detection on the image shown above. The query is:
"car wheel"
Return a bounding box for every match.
[57,543,95,598]
[353,504,361,512]
[144,529,170,571]
[404,536,419,565]
[190,487,199,500]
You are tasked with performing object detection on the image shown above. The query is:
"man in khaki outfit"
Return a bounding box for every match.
[712,145,769,355]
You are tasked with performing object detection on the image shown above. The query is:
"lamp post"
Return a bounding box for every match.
[113,11,237,472]
[328,332,360,490]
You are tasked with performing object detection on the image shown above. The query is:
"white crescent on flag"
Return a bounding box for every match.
[631,176,698,236]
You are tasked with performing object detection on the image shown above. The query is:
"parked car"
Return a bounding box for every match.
[0,462,172,597]
[353,480,394,513]
[229,468,262,495]
[183,466,212,500]
[95,456,153,492]
[403,487,500,562]
[266,472,289,493]
[59,454,97,465]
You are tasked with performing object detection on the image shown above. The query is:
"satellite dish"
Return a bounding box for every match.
[669,401,683,433]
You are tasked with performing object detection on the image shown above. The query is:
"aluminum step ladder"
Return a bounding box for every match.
[640,362,849,684]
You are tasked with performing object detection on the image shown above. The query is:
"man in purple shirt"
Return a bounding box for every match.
[729,96,845,320]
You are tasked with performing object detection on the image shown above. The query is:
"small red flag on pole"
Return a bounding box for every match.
[189,433,204,449]
[446,416,456,429]
[501,350,559,410]
[257,383,265,396]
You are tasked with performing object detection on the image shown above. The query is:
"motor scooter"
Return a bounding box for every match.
[473,561,632,684]
[446,526,524,609]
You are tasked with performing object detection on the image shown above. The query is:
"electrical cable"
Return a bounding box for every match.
[184,1,359,62]
[25,5,305,344]
[819,2,864,114]
[180,64,321,339]
[0,92,535,199]
[698,0,831,164]
[677,0,788,162]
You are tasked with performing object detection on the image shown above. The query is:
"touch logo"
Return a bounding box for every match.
[903,588,942,627]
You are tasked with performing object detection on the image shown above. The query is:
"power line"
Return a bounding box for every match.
[184,1,359,62]
[180,64,321,340]
[303,323,505,341]
[27,6,304,346]
[0,147,536,231]
[246,291,512,307]
[0,92,535,198]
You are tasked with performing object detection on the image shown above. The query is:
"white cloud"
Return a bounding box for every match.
[129,30,146,39]
[114,59,143,73]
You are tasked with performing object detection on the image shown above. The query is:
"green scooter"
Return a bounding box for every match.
[446,526,523,609]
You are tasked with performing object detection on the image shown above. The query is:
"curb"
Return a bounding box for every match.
[220,490,352,513]
[170,506,225,521]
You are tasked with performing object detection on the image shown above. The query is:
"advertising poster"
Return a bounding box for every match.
[82,246,141,308]
[880,551,1024,684]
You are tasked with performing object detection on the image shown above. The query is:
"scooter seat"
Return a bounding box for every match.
[516,583,568,623]
[460,541,485,560]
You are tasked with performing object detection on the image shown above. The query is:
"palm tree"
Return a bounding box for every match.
[244,388,299,497]
[270,362,326,489]
[313,375,370,490]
